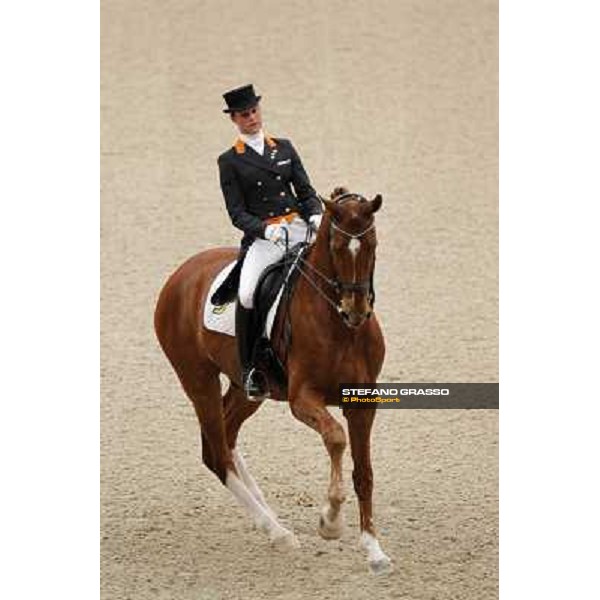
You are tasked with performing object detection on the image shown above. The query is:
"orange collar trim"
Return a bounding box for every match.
[234,138,245,154]
[233,134,277,154]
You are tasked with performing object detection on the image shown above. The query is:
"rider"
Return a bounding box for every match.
[218,84,323,399]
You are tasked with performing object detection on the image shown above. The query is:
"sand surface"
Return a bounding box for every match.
[101,1,498,598]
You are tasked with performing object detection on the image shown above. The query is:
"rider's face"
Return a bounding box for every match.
[231,104,262,135]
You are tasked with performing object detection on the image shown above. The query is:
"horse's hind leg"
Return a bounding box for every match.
[289,389,347,540]
[223,384,279,522]
[179,362,298,549]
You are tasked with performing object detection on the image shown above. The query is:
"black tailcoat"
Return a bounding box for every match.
[217,137,322,244]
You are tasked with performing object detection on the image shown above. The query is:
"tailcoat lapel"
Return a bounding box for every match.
[234,135,282,174]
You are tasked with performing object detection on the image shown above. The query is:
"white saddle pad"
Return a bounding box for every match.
[203,261,284,338]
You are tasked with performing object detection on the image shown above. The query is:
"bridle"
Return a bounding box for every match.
[284,192,376,326]
[326,193,376,295]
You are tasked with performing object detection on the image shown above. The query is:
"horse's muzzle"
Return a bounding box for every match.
[339,306,373,328]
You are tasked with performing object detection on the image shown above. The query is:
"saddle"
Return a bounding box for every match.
[210,243,249,306]
[210,259,243,306]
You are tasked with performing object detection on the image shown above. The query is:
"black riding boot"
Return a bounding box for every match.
[235,303,268,400]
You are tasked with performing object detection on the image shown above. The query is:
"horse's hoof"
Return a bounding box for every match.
[270,529,300,551]
[318,513,344,540]
[368,555,393,575]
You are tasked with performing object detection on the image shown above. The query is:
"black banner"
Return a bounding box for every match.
[337,383,499,409]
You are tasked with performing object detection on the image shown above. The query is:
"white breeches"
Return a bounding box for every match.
[239,217,311,309]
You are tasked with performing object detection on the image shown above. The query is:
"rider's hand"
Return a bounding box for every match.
[264,223,285,244]
[309,214,323,232]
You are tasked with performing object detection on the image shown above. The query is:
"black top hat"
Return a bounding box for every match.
[222,84,262,113]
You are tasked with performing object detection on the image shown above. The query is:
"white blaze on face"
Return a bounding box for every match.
[347,237,361,301]
[348,237,361,257]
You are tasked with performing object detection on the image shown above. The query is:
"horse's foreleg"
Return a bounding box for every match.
[290,391,347,540]
[345,407,392,574]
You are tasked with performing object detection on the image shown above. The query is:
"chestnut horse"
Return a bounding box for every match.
[154,188,391,573]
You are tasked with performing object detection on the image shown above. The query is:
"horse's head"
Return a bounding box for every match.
[321,187,382,328]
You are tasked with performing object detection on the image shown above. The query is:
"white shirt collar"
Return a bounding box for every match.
[239,129,265,155]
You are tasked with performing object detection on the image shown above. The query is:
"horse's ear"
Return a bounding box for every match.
[330,186,349,200]
[368,194,383,214]
[323,197,340,217]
